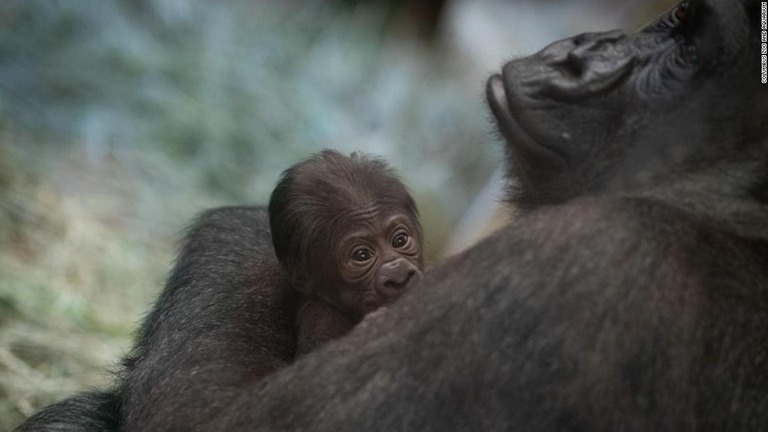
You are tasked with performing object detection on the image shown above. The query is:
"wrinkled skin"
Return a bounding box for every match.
[268,150,423,356]
[15,1,768,431]
[331,212,421,317]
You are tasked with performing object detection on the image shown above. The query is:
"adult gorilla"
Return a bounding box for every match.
[17,0,768,430]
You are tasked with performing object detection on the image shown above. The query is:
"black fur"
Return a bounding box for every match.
[14,391,120,432]
[119,207,298,430]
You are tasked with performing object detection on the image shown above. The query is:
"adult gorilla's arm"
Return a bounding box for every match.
[215,194,766,431]
[122,186,768,431]
[15,391,120,432]
[120,207,298,430]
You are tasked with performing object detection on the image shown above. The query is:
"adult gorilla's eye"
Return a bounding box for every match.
[673,1,690,24]
[670,1,699,63]
[681,44,699,63]
[392,233,410,249]
[351,247,373,262]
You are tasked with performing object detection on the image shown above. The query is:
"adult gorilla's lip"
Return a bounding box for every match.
[486,75,568,169]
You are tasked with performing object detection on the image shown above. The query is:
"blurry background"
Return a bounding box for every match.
[0,0,673,428]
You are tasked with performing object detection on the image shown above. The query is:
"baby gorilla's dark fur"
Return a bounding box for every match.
[269,150,423,356]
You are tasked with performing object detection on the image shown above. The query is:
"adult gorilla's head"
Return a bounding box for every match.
[487,0,768,209]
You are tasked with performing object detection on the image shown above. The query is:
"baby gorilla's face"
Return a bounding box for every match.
[334,210,422,317]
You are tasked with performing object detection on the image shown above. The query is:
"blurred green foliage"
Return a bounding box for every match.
[0,0,495,206]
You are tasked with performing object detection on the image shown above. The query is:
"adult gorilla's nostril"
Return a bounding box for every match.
[564,52,585,77]
[572,33,587,46]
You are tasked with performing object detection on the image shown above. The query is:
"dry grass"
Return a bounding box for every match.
[0,145,170,430]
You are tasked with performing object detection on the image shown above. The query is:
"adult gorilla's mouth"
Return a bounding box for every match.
[486,75,568,174]
[486,30,640,183]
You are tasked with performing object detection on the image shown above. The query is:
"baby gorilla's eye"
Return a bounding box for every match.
[351,247,374,262]
[392,233,410,249]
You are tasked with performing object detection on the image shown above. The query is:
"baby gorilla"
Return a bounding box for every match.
[269,150,423,357]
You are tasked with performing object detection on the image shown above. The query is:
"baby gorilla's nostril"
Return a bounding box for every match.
[384,269,416,290]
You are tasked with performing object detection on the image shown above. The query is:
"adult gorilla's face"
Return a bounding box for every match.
[487,0,768,208]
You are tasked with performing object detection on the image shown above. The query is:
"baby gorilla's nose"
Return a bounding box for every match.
[378,259,419,296]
